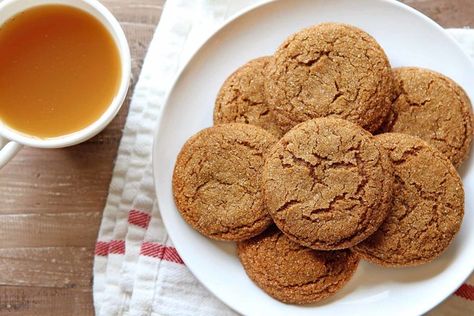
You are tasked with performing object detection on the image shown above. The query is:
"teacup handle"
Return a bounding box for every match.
[0,140,22,169]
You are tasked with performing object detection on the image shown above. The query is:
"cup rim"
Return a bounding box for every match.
[0,0,131,148]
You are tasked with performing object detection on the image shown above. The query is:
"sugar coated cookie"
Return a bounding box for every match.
[266,23,393,133]
[214,57,284,137]
[263,117,393,250]
[381,67,473,167]
[354,133,464,266]
[238,227,359,304]
[173,123,277,241]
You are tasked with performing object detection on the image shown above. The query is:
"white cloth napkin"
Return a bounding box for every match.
[93,1,474,315]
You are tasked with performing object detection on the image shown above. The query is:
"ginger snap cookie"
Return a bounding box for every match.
[262,117,393,250]
[214,57,284,137]
[237,227,359,304]
[354,133,464,267]
[266,23,393,133]
[172,123,277,241]
[380,67,473,167]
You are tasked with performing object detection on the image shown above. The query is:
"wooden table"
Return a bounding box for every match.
[0,0,472,315]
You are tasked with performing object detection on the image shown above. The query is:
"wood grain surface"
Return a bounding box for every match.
[0,0,164,315]
[0,0,472,315]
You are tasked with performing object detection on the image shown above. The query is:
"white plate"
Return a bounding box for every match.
[153,0,474,315]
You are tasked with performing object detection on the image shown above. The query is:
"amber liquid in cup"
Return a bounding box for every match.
[0,5,121,138]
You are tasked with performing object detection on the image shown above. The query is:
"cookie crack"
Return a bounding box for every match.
[330,79,344,104]
[390,146,423,165]
[296,51,331,67]
[304,191,362,218]
[274,199,300,215]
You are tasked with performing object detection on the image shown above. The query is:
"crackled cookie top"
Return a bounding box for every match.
[214,57,284,137]
[266,23,393,133]
[237,227,359,304]
[381,67,473,167]
[354,133,464,267]
[172,123,277,241]
[262,118,393,250]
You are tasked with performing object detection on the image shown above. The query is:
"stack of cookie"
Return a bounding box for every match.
[173,23,473,304]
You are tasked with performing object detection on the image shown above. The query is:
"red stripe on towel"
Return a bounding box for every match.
[140,242,184,264]
[140,241,162,258]
[95,241,110,256]
[109,240,125,255]
[128,209,151,229]
[455,283,474,301]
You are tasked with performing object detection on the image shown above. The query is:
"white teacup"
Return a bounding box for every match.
[0,0,131,168]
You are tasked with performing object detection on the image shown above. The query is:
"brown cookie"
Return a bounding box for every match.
[172,123,277,241]
[353,133,464,267]
[214,57,284,137]
[266,23,393,133]
[237,227,359,304]
[262,118,393,250]
[380,67,473,167]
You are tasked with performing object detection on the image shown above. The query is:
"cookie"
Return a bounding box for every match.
[380,67,473,167]
[214,57,284,137]
[262,117,393,250]
[266,23,393,133]
[172,123,277,241]
[353,133,464,267]
[237,227,359,304]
